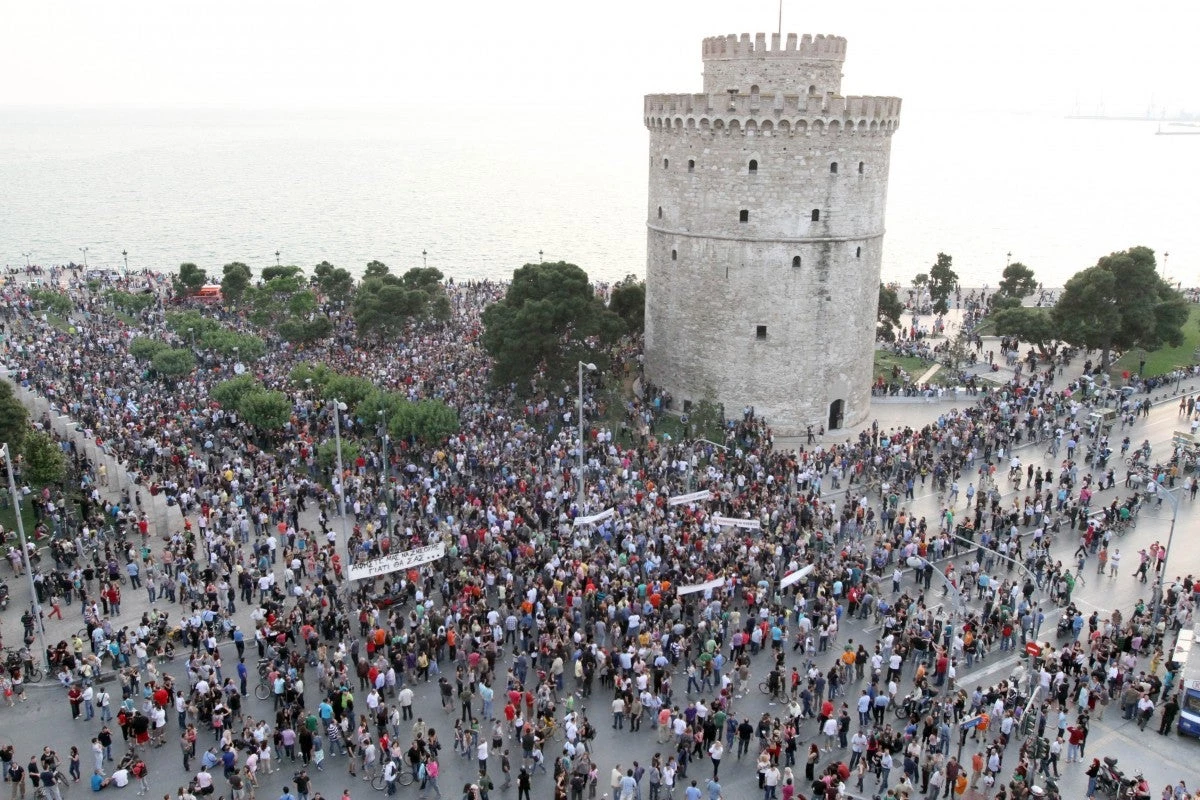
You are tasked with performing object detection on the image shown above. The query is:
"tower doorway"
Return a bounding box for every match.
[828,399,844,430]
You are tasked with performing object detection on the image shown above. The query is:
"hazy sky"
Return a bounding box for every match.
[1,0,1194,115]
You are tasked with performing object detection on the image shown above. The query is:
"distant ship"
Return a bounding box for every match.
[1067,99,1197,123]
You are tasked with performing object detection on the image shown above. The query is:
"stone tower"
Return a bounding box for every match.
[643,32,901,434]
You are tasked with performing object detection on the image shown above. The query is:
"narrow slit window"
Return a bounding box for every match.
[739,209,749,223]
[830,162,838,174]
[687,159,695,173]
[663,158,669,169]
[748,159,758,174]
[858,161,864,174]
[756,325,767,339]
[658,206,663,219]
[671,249,677,261]
[792,256,801,268]
[856,246,862,258]
[811,209,820,222]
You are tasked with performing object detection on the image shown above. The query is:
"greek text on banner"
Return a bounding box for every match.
[667,490,712,506]
[348,542,446,581]
[712,515,761,530]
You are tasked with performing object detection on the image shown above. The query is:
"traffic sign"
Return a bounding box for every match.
[1025,642,1042,657]
[960,715,985,730]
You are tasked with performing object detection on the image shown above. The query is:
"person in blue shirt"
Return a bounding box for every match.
[279,787,297,800]
[238,659,249,696]
[91,771,113,792]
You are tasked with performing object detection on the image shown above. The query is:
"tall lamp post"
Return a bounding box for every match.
[1138,471,1181,627]
[422,250,428,269]
[79,247,89,268]
[330,400,352,568]
[2,443,50,673]
[121,249,129,277]
[577,361,597,512]
[275,250,281,267]
[21,252,31,268]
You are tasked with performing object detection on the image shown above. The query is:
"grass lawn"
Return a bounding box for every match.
[0,500,44,548]
[875,350,937,384]
[1112,305,1200,379]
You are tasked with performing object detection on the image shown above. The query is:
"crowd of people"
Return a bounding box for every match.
[0,263,1196,800]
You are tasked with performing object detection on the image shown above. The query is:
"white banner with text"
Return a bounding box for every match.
[348,542,446,581]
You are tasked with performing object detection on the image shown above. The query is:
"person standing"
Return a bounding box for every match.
[707,741,723,780]
[1159,695,1180,735]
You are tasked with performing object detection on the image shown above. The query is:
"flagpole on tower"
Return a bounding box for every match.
[778,0,783,38]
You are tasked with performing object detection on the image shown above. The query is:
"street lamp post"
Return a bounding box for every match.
[330,400,353,569]
[188,327,195,349]
[121,249,129,276]
[275,250,281,267]
[577,361,597,512]
[539,250,544,263]
[422,250,427,269]
[2,443,51,674]
[79,247,89,267]
[1140,474,1181,628]
[21,252,31,268]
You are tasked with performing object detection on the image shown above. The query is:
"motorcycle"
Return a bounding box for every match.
[894,688,939,719]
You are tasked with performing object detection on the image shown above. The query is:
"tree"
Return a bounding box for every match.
[364,260,390,279]
[313,261,355,302]
[289,363,336,389]
[0,381,29,450]
[130,337,171,362]
[991,307,1060,353]
[21,430,66,485]
[876,283,904,342]
[322,374,377,410]
[277,315,333,344]
[261,265,303,282]
[997,262,1038,300]
[482,262,624,392]
[928,253,958,315]
[353,267,450,338]
[317,438,361,472]
[237,389,291,433]
[393,399,459,444]
[151,347,195,378]
[1052,246,1188,371]
[106,290,156,314]
[174,263,208,295]
[221,262,253,302]
[27,288,72,316]
[609,277,645,333]
[211,375,262,410]
[202,329,266,361]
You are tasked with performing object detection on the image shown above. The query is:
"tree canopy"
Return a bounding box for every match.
[151,347,196,378]
[609,277,645,334]
[928,253,958,315]
[313,261,355,302]
[991,307,1060,352]
[237,388,291,433]
[220,262,253,302]
[0,381,29,450]
[22,430,67,485]
[175,262,208,294]
[482,261,625,392]
[352,265,451,338]
[1052,246,1188,371]
[876,283,904,342]
[997,262,1038,300]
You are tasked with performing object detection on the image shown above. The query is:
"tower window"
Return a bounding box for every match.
[663,158,669,169]
[792,256,801,268]
[739,209,749,223]
[687,159,695,173]
[756,325,767,339]
[858,161,864,174]
[671,249,677,261]
[748,159,758,174]
[856,246,862,258]
[811,209,820,222]
[658,206,663,219]
[830,162,838,174]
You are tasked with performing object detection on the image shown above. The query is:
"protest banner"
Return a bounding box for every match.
[348,541,446,581]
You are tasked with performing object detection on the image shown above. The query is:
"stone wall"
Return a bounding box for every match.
[643,33,901,435]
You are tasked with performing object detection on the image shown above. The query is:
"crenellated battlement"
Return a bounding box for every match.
[702,32,847,62]
[643,92,901,134]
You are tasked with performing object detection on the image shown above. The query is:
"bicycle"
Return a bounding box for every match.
[254,676,271,701]
[758,681,789,703]
[371,761,414,790]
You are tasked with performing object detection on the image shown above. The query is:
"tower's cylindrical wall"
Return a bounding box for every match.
[643,37,900,435]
